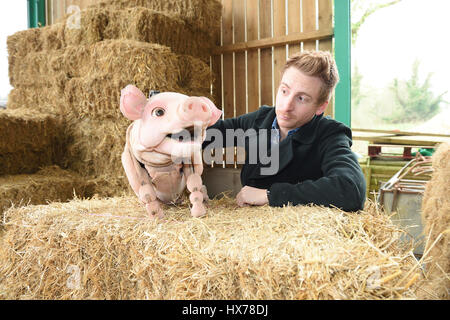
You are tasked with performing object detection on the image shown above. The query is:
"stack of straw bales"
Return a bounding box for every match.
[420,142,450,299]
[2,0,221,213]
[0,108,66,176]
[0,196,427,299]
[0,166,90,215]
[90,0,222,38]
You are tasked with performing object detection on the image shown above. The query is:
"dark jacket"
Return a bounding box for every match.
[203,106,366,212]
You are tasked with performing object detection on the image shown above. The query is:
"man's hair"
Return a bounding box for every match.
[282,50,340,106]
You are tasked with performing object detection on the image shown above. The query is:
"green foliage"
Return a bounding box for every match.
[385,59,448,123]
[351,64,364,109]
[351,0,402,44]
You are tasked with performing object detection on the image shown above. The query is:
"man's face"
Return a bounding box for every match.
[275,66,328,132]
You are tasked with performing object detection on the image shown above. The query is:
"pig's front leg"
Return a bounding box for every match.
[192,145,209,202]
[122,145,164,219]
[184,164,206,218]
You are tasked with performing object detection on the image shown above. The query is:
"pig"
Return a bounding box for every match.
[120,85,222,219]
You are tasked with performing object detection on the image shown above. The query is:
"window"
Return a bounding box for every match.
[0,2,27,107]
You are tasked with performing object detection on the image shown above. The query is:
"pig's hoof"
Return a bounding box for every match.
[146,202,164,219]
[191,203,206,218]
[139,184,155,203]
[201,185,210,202]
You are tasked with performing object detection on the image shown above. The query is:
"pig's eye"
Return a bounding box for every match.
[151,107,165,117]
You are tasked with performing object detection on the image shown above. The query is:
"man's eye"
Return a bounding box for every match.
[152,107,165,117]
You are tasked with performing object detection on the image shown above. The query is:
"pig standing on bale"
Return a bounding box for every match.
[120,85,222,219]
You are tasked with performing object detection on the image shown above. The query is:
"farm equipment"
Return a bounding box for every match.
[377,155,433,256]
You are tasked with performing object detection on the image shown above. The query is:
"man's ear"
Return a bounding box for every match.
[315,101,329,116]
[120,85,148,120]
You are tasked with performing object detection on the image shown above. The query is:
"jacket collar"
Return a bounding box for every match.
[255,106,322,145]
[248,107,323,179]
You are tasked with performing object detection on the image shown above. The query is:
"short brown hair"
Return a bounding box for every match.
[283,50,340,106]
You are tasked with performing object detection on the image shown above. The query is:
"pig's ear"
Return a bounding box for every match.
[200,97,222,126]
[120,85,147,120]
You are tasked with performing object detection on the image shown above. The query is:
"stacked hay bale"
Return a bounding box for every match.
[420,142,450,299]
[0,108,83,216]
[3,0,221,212]
[0,166,89,215]
[0,196,426,299]
[0,108,67,176]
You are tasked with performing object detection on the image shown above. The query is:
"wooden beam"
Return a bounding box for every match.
[352,128,450,138]
[213,28,334,55]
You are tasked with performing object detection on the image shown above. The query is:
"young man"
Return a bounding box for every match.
[203,51,366,212]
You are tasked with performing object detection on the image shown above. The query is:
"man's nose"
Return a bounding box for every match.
[280,95,295,112]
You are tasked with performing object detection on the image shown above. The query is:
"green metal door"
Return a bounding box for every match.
[27,0,46,28]
[334,0,351,127]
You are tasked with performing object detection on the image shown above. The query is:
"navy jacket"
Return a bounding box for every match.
[203,106,366,212]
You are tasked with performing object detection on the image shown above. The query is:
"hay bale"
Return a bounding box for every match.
[83,175,132,199]
[0,197,425,299]
[103,7,216,60]
[8,50,52,88]
[6,87,65,115]
[63,8,109,47]
[420,142,450,299]
[8,7,217,70]
[22,40,209,88]
[9,40,214,118]
[177,55,214,92]
[90,0,222,36]
[10,40,178,88]
[0,109,67,175]
[0,152,54,177]
[0,108,63,154]
[40,22,66,51]
[0,166,88,217]
[65,117,129,178]
[6,28,42,60]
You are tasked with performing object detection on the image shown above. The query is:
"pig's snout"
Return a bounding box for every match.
[178,97,211,124]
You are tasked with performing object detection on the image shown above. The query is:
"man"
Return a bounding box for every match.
[203,50,366,212]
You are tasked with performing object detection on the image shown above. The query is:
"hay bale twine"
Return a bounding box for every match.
[0,197,425,299]
[420,142,450,299]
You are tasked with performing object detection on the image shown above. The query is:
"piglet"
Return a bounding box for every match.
[120,85,222,219]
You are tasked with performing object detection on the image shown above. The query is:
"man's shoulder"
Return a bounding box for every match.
[252,105,275,126]
[317,115,352,139]
[250,105,274,118]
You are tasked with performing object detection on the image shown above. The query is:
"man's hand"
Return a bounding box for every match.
[236,186,268,207]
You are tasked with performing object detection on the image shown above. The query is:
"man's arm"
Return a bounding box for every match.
[267,133,366,212]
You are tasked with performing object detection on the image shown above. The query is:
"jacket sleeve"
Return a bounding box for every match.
[268,129,366,212]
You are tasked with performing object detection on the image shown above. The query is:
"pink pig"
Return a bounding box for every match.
[120,85,222,219]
